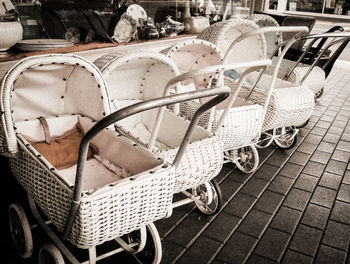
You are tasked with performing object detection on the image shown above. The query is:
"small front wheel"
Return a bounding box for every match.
[273,126,298,150]
[315,87,324,100]
[38,243,65,264]
[193,179,222,216]
[235,145,259,173]
[256,130,274,148]
[8,203,33,259]
[131,223,162,264]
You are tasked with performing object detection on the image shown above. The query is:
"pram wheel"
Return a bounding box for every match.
[236,146,259,173]
[128,223,162,264]
[315,87,324,100]
[256,130,274,149]
[273,126,298,150]
[193,179,222,216]
[296,118,309,128]
[8,203,33,259]
[38,243,65,264]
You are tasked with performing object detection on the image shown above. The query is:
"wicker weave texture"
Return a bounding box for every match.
[10,141,174,249]
[265,59,326,94]
[197,18,267,64]
[179,101,264,151]
[228,78,315,130]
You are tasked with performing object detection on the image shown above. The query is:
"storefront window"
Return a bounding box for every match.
[285,0,350,15]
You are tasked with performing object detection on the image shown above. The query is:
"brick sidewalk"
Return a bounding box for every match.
[155,63,350,264]
[4,64,350,264]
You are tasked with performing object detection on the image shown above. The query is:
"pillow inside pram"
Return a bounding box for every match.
[16,115,164,191]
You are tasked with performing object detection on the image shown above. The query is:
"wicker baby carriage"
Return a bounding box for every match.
[248,14,350,100]
[2,54,229,264]
[163,39,271,173]
[94,51,226,215]
[199,19,315,150]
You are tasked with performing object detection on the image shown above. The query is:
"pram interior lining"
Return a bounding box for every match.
[16,115,163,191]
[11,63,108,123]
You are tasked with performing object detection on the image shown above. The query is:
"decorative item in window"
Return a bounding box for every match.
[159,15,184,37]
[126,3,147,27]
[138,17,159,40]
[112,13,137,43]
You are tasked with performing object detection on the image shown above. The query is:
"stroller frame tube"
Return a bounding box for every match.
[62,85,230,239]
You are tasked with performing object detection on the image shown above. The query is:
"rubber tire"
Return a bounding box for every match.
[274,127,298,150]
[132,223,162,264]
[194,179,222,216]
[8,203,33,259]
[38,243,65,264]
[235,145,259,173]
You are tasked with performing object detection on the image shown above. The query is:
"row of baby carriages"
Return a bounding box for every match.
[3,15,349,264]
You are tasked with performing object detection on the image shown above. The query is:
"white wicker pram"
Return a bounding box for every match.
[94,51,226,215]
[1,54,230,264]
[248,14,326,97]
[163,39,271,173]
[199,19,315,150]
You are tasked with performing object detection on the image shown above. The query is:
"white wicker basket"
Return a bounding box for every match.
[164,39,264,151]
[248,14,325,94]
[94,51,223,193]
[197,18,267,65]
[0,54,175,249]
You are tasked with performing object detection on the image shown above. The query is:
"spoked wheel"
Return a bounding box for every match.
[8,203,33,259]
[192,179,222,216]
[256,130,274,149]
[273,126,298,150]
[38,243,65,264]
[128,223,162,264]
[235,145,259,173]
[315,87,324,101]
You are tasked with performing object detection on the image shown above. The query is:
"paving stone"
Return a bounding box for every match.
[270,206,302,234]
[336,140,350,152]
[238,209,273,238]
[254,191,284,215]
[323,133,341,144]
[293,174,319,192]
[254,164,280,181]
[268,176,294,195]
[241,177,270,198]
[328,126,344,136]
[166,210,211,247]
[325,160,348,175]
[161,240,185,264]
[297,142,318,155]
[304,134,323,145]
[301,203,330,229]
[288,151,311,166]
[322,220,350,251]
[302,161,326,177]
[314,244,347,264]
[310,151,332,164]
[279,163,304,179]
[202,212,240,243]
[317,142,337,153]
[283,188,312,211]
[311,186,337,208]
[330,200,350,225]
[265,150,290,167]
[320,114,335,122]
[289,224,323,257]
[177,236,222,264]
[224,193,256,218]
[343,170,350,185]
[340,132,350,142]
[310,126,328,136]
[216,231,257,264]
[219,174,243,202]
[227,169,252,184]
[282,250,313,264]
[316,120,332,129]
[337,184,350,203]
[254,228,291,262]
[331,150,350,163]
[246,254,277,264]
[319,172,342,190]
